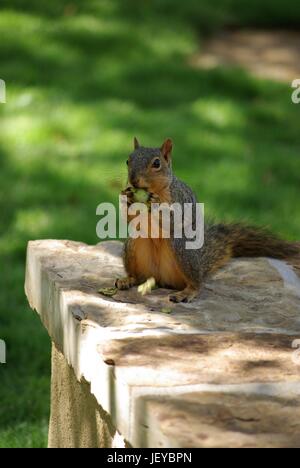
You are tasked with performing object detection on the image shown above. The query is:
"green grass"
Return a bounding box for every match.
[0,0,300,448]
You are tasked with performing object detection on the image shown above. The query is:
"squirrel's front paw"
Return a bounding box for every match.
[149,193,160,204]
[121,187,135,207]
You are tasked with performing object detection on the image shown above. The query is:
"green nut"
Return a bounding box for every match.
[133,188,150,204]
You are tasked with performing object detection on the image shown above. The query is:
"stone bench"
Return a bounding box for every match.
[25,240,300,448]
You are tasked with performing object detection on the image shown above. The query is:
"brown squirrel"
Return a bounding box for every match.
[115,138,299,303]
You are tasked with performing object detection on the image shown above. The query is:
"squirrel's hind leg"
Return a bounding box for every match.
[115,276,137,290]
[169,285,199,303]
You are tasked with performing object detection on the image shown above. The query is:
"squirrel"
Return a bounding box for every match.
[115,138,299,303]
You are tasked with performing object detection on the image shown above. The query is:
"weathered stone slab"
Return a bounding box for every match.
[139,391,300,448]
[25,240,300,447]
[99,333,300,386]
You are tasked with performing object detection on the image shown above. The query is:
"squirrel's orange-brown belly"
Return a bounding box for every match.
[128,238,187,290]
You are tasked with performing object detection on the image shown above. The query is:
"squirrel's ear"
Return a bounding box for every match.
[161,138,173,164]
[133,137,140,150]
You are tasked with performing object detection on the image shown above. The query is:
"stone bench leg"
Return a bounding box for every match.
[48,343,125,448]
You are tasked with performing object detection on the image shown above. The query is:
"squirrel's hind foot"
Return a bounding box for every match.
[169,286,198,303]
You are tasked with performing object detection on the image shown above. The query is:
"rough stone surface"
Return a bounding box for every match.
[141,392,300,448]
[25,239,300,448]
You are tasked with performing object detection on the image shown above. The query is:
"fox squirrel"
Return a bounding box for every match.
[115,138,299,303]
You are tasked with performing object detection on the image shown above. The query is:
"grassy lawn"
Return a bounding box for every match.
[0,1,299,448]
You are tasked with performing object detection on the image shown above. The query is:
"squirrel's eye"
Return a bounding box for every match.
[152,158,161,169]
[126,159,129,165]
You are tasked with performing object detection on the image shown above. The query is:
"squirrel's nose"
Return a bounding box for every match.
[129,172,139,188]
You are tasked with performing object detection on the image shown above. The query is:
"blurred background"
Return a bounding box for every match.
[0,0,299,447]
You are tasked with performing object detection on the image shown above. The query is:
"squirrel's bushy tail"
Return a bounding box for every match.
[220,223,299,259]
